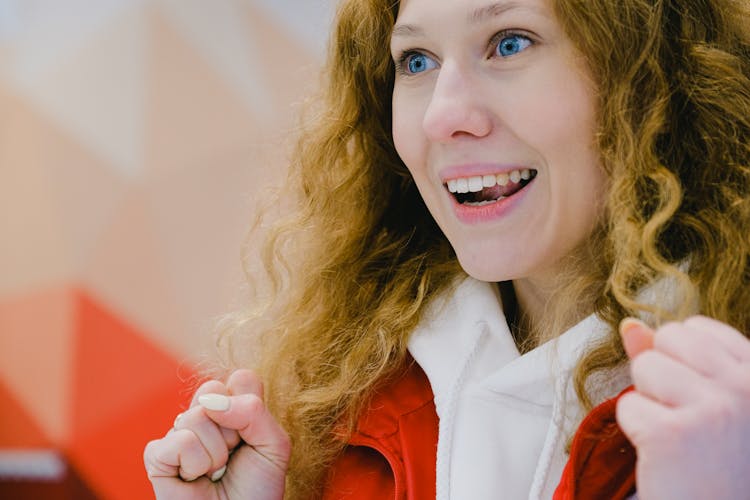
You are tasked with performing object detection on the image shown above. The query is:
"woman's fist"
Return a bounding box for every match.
[617,316,750,500]
[143,369,290,499]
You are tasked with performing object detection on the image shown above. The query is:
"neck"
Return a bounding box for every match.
[506,233,606,346]
[499,278,550,352]
[503,271,594,351]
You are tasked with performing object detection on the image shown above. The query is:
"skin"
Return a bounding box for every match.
[143,0,750,497]
[390,0,607,329]
[143,370,290,500]
[619,317,750,500]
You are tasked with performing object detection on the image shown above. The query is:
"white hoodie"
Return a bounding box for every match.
[407,276,630,499]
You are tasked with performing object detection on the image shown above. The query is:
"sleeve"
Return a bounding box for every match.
[553,387,637,500]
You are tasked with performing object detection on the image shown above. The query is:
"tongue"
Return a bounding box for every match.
[476,182,524,202]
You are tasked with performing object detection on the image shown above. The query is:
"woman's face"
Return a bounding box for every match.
[391,0,606,284]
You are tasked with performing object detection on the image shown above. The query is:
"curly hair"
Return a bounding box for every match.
[217,0,750,497]
[554,0,750,408]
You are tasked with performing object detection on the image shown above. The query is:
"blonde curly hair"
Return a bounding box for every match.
[217,0,750,497]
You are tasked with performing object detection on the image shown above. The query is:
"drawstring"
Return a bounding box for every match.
[435,324,488,500]
[528,373,566,499]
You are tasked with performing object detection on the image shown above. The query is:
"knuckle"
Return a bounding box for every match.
[653,322,681,348]
[177,448,212,480]
[682,315,704,328]
[173,428,203,454]
[662,412,688,438]
[247,393,264,409]
[640,408,681,443]
[145,436,176,464]
[629,350,654,376]
[640,348,661,364]
[214,447,230,467]
[706,392,739,421]
[615,391,635,411]
[175,407,203,428]
[231,368,257,379]
[250,397,272,423]
[179,466,204,482]
[143,440,160,462]
[236,393,265,416]
[196,379,226,394]
[227,368,264,395]
[176,420,231,468]
[683,314,716,330]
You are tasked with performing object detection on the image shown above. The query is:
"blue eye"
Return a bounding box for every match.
[495,34,532,57]
[404,53,437,74]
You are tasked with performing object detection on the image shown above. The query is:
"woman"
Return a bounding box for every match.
[144,0,750,498]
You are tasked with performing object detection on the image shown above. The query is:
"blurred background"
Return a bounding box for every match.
[0,0,335,498]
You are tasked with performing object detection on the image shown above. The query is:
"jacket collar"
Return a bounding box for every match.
[407,276,608,414]
[352,356,435,439]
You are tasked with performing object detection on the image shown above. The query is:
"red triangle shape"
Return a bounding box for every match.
[67,289,198,499]
[68,375,194,500]
[0,378,51,448]
[69,289,197,440]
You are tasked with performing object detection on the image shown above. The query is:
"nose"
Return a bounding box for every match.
[422,61,493,143]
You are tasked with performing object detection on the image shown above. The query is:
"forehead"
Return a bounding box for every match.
[391,0,559,51]
[395,0,551,25]
[392,0,557,45]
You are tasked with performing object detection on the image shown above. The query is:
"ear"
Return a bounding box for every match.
[619,317,655,359]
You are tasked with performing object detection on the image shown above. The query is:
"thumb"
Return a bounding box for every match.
[619,317,655,359]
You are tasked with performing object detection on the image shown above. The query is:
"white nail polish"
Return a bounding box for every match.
[173,412,183,428]
[210,465,227,482]
[198,393,230,411]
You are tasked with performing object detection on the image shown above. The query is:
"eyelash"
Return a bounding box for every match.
[394,29,534,77]
[488,30,534,58]
[394,50,431,77]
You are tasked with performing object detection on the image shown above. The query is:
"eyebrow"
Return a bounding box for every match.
[469,1,521,24]
[392,1,522,39]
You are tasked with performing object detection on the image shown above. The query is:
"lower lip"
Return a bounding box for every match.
[448,179,534,224]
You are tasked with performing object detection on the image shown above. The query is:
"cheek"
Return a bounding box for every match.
[519,59,598,154]
[391,89,425,174]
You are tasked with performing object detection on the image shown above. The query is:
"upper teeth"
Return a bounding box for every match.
[446,168,532,194]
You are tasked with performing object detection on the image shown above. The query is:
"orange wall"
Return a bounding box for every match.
[0,2,331,498]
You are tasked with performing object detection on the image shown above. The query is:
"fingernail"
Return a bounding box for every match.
[619,317,651,335]
[198,393,230,411]
[210,465,227,482]
[173,412,183,428]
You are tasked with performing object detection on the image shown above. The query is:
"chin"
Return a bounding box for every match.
[454,250,525,283]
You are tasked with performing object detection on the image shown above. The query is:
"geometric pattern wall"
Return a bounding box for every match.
[0,1,332,497]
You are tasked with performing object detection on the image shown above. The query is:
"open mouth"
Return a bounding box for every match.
[446,168,537,206]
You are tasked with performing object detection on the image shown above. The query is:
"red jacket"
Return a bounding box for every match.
[322,360,636,499]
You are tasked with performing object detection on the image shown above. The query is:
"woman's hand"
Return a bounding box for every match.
[143,369,291,500]
[617,316,750,500]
